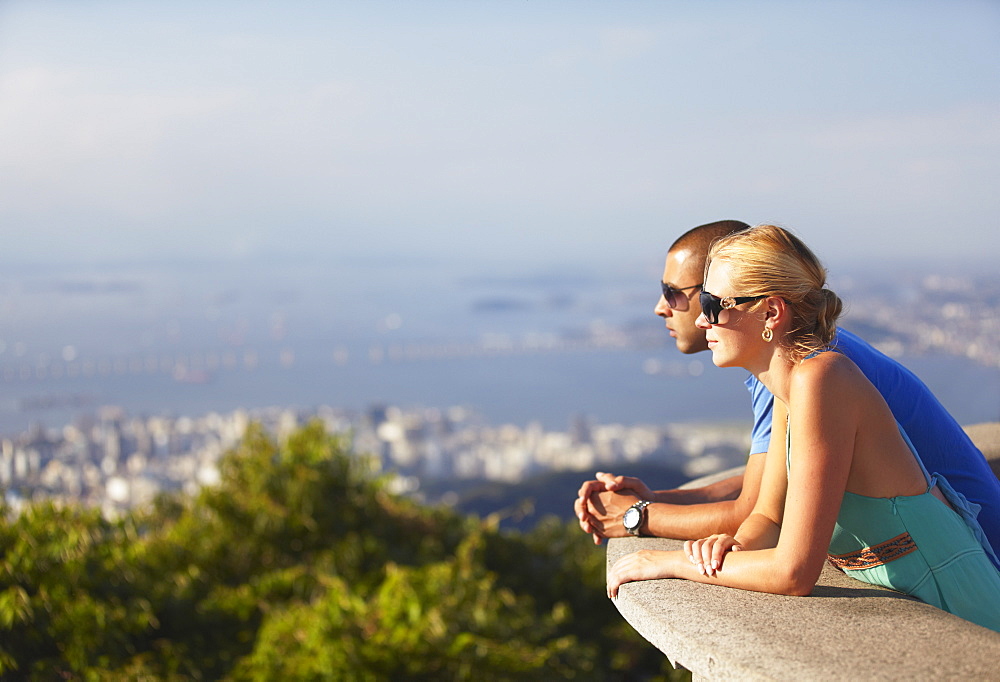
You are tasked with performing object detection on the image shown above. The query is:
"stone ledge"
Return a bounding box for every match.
[607,423,1000,680]
[964,422,1000,480]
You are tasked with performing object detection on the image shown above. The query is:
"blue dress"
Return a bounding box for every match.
[787,420,1000,632]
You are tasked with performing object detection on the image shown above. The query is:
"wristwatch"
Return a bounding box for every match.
[623,500,651,536]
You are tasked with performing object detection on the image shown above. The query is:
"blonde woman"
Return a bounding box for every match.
[606,224,1000,631]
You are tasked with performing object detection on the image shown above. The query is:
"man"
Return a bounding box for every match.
[575,220,1000,563]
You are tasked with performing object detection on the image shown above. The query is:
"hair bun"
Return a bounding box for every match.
[707,224,842,362]
[815,288,843,343]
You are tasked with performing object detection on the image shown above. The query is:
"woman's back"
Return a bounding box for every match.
[789,351,928,500]
[789,353,1000,630]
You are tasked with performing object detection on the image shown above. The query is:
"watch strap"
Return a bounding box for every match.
[625,500,651,536]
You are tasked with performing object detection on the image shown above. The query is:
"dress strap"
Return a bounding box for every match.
[897,422,1000,570]
[785,414,791,476]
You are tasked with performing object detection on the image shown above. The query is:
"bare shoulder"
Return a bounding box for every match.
[789,351,868,400]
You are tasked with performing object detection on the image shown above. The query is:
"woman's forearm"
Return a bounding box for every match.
[733,513,781,551]
[607,546,816,599]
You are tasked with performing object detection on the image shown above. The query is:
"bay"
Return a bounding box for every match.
[1,258,997,437]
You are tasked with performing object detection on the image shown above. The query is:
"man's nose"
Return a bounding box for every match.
[655,297,671,317]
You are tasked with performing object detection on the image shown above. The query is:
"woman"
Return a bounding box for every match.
[606,224,1000,631]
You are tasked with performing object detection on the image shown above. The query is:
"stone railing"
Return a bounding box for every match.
[607,423,1000,680]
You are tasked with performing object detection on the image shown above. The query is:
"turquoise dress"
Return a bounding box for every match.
[786,420,1000,632]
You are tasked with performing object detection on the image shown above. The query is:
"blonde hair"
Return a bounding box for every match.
[705,224,842,363]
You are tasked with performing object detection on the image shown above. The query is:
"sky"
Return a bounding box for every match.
[1,0,998,274]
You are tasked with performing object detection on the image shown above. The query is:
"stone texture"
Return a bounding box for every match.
[608,536,1000,680]
[607,423,1000,680]
[965,422,1000,479]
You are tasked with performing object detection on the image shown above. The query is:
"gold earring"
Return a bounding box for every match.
[762,327,773,342]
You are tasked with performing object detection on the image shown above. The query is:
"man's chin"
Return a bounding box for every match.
[676,340,710,355]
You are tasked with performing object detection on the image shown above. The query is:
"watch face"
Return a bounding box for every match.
[623,507,639,529]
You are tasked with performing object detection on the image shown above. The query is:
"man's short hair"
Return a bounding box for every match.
[669,220,750,258]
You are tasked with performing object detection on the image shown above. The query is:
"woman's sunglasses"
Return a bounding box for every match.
[660,282,702,310]
[699,290,766,324]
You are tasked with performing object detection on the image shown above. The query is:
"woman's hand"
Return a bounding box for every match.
[606,549,677,599]
[684,534,744,577]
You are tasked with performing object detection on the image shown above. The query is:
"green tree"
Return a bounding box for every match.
[0,503,157,678]
[234,530,596,680]
[0,419,682,680]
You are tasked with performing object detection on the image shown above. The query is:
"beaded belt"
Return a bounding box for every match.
[827,532,918,571]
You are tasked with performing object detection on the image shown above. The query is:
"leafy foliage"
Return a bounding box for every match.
[0,420,684,680]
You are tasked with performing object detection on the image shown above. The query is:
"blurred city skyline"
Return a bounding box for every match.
[1,0,998,275]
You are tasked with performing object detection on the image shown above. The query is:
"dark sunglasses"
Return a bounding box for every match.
[660,282,702,309]
[699,290,766,324]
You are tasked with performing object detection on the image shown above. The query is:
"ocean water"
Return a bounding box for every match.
[1,258,998,437]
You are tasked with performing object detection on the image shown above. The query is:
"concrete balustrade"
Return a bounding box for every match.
[607,423,1000,680]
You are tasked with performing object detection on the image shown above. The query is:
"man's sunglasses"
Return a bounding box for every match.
[660,282,702,310]
[699,290,766,324]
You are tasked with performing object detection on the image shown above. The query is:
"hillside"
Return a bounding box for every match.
[419,461,689,531]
